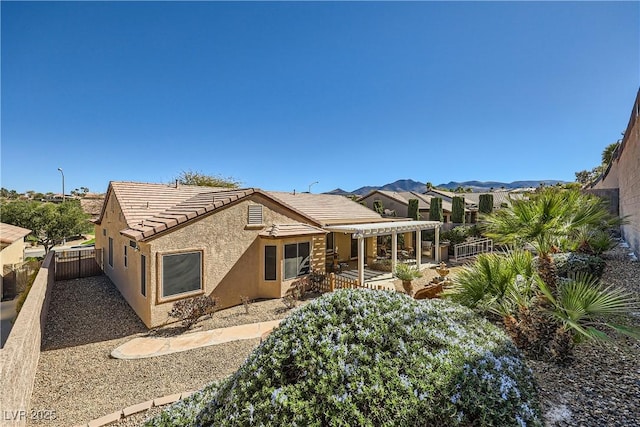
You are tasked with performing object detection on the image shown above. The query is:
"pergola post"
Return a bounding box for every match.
[357,235,365,285]
[435,226,440,263]
[415,230,422,267]
[391,231,398,272]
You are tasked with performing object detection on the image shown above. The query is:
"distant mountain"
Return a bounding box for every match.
[326,179,567,196]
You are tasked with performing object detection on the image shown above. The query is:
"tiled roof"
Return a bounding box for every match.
[266,191,385,226]
[119,186,256,240]
[0,222,31,245]
[459,191,514,208]
[259,223,326,238]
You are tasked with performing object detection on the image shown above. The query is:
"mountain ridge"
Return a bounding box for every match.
[326,179,567,196]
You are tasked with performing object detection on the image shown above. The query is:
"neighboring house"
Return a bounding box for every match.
[589,88,640,256]
[0,222,32,298]
[458,190,515,211]
[423,189,476,223]
[95,182,441,328]
[357,190,454,223]
[80,193,106,222]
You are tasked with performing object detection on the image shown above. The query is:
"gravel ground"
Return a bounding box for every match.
[27,277,309,426]
[28,243,640,426]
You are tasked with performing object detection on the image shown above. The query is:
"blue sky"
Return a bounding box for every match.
[2,1,638,195]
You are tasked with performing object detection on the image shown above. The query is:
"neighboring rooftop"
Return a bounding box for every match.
[266,191,386,226]
[0,222,31,246]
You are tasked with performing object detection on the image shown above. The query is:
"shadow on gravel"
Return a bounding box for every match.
[42,275,147,350]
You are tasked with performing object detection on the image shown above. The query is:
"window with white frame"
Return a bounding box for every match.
[284,242,310,280]
[248,205,263,225]
[161,251,202,299]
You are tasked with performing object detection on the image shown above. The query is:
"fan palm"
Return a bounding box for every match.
[482,188,619,291]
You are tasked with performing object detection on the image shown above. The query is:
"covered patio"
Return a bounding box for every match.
[325,220,442,286]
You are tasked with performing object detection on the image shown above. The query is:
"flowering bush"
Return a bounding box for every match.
[549,253,606,279]
[147,290,541,426]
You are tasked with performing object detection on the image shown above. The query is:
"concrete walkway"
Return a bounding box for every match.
[111,319,282,360]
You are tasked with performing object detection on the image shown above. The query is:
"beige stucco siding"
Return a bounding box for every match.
[146,194,322,327]
[0,239,26,272]
[95,192,152,326]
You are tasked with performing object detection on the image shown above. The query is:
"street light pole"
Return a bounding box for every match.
[308,181,319,193]
[57,167,65,202]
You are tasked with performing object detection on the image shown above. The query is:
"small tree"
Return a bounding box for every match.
[428,197,443,222]
[451,196,465,224]
[479,194,494,214]
[174,170,241,188]
[407,199,420,220]
[0,200,91,252]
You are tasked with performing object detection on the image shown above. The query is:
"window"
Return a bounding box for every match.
[161,251,202,298]
[124,245,128,268]
[284,242,310,280]
[140,254,146,297]
[248,205,263,225]
[326,232,334,252]
[108,237,113,268]
[264,245,277,281]
[103,229,107,237]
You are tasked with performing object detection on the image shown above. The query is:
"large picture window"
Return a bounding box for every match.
[284,242,310,280]
[161,251,202,299]
[264,245,277,281]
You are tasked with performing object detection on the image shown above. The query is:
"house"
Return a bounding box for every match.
[423,188,477,223]
[589,88,640,256]
[0,222,32,298]
[357,190,454,223]
[94,182,442,328]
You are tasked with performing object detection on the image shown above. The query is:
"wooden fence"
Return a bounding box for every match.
[313,272,389,293]
[54,247,103,280]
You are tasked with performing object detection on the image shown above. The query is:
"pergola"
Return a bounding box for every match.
[324,220,442,285]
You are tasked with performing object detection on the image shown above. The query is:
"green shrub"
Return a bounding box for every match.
[550,253,606,279]
[451,196,465,224]
[479,194,494,214]
[441,226,471,248]
[373,200,384,215]
[408,199,419,220]
[428,197,443,222]
[448,250,536,313]
[148,290,542,426]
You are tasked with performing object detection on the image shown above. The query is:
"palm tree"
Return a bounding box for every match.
[482,187,618,292]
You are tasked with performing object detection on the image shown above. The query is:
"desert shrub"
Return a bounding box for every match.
[448,250,536,313]
[150,290,542,426]
[168,295,218,328]
[550,253,606,279]
[144,382,221,426]
[369,258,392,272]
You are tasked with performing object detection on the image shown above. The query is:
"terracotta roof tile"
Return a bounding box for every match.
[0,222,32,245]
[266,191,384,226]
[119,186,256,240]
[259,223,326,238]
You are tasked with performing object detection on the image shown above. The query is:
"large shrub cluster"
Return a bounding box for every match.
[147,290,541,426]
[550,252,606,279]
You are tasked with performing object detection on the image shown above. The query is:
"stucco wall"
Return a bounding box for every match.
[0,252,55,426]
[618,116,640,256]
[0,239,26,273]
[359,193,410,218]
